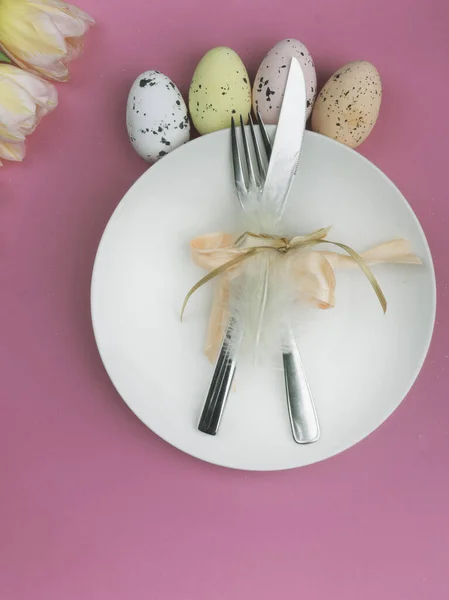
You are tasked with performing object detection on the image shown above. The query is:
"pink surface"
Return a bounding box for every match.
[1,1,449,598]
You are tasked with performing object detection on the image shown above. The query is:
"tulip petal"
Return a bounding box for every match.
[0,75,36,124]
[35,3,91,38]
[65,36,84,61]
[0,140,26,161]
[65,2,95,24]
[0,64,57,163]
[1,8,67,59]
[31,0,95,27]
[0,0,94,82]
[32,59,69,82]
[0,64,58,114]
[0,123,26,143]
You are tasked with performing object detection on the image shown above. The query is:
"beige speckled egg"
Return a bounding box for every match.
[189,47,251,135]
[311,61,382,148]
[253,38,317,123]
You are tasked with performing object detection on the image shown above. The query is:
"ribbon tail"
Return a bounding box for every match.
[321,240,387,313]
[320,239,422,269]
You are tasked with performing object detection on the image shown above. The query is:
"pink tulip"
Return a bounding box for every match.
[0,64,58,165]
[0,0,94,82]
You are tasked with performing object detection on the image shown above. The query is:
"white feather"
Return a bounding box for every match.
[223,185,305,366]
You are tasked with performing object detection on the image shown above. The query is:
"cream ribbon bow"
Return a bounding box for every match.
[184,229,421,362]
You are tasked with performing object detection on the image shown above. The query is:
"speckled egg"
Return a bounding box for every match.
[311,61,382,148]
[189,47,251,135]
[126,70,190,162]
[252,39,316,124]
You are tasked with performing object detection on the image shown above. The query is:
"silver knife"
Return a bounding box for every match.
[262,57,320,443]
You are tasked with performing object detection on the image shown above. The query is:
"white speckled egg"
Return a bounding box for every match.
[311,61,382,148]
[189,47,251,135]
[252,39,316,123]
[126,70,190,162]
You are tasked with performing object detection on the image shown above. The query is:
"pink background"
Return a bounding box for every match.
[1,0,449,598]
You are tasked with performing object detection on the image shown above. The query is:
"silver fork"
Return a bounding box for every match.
[198,114,319,443]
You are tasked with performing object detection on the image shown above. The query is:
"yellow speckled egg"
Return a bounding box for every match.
[311,61,382,148]
[189,47,251,135]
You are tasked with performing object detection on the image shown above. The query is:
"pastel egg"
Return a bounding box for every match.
[252,38,317,123]
[189,47,251,135]
[126,70,190,162]
[311,61,382,148]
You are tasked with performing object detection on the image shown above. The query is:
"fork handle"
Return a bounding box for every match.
[283,331,320,444]
[198,318,240,435]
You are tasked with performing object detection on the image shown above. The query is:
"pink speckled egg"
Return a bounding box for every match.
[252,38,316,124]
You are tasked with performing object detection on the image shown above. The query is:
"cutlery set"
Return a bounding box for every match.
[198,58,320,443]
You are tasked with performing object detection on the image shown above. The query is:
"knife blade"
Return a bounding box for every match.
[261,57,308,222]
[261,57,320,443]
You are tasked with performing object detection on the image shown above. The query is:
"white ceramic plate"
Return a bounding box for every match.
[91,129,436,471]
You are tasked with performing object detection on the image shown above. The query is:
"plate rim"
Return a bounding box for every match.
[91,128,437,471]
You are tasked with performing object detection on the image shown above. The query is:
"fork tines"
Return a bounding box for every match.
[230,112,272,196]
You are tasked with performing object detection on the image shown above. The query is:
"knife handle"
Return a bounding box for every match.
[283,331,320,444]
[198,318,240,435]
